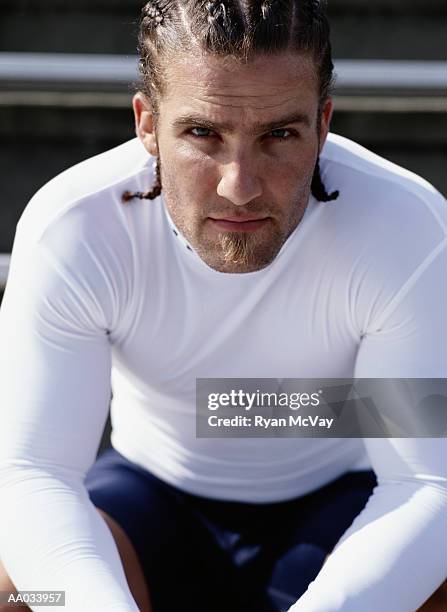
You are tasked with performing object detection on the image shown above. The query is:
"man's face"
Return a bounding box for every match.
[134,51,333,273]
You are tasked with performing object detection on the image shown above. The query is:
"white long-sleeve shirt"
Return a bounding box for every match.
[0,133,446,611]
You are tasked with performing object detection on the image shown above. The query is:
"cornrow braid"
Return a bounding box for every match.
[206,0,226,22]
[311,158,339,202]
[122,158,162,203]
[141,0,165,30]
[198,0,245,51]
[260,1,270,20]
[251,0,292,53]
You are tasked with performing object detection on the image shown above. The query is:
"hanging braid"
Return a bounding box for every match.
[122,158,162,203]
[311,158,339,202]
[122,0,340,204]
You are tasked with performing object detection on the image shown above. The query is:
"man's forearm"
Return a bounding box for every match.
[0,464,140,612]
[287,482,447,612]
[317,555,447,611]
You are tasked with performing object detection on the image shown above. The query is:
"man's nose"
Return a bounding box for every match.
[216,158,263,206]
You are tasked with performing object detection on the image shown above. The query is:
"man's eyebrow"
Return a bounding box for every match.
[172,111,311,134]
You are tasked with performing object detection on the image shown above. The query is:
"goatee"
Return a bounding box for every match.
[219,232,256,267]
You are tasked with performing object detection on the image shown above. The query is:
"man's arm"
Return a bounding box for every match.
[0,209,139,611]
[319,557,447,610]
[289,239,447,611]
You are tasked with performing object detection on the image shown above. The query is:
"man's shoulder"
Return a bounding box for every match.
[320,133,447,239]
[323,133,443,199]
[313,136,447,336]
[9,139,154,333]
[17,137,154,243]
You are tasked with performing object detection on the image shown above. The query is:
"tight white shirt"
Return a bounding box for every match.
[0,134,446,611]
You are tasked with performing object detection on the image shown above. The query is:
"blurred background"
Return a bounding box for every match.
[1,0,446,296]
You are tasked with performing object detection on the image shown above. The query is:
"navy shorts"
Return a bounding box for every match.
[84,446,377,612]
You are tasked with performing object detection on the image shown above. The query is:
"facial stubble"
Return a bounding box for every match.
[159,146,316,273]
[163,181,309,273]
[217,225,282,272]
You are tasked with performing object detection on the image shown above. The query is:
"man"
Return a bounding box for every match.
[0,1,446,611]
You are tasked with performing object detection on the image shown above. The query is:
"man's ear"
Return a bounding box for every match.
[132,92,158,156]
[318,98,334,154]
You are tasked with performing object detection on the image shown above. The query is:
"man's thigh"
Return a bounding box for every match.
[85,447,259,612]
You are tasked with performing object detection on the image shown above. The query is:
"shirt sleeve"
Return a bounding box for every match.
[288,239,447,611]
[0,209,140,611]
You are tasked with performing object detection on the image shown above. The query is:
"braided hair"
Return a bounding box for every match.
[311,159,339,202]
[122,157,161,202]
[123,0,339,204]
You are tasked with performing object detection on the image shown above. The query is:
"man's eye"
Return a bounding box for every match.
[190,127,213,138]
[187,127,296,139]
[268,128,294,139]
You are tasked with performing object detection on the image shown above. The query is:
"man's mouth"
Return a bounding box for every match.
[208,216,270,232]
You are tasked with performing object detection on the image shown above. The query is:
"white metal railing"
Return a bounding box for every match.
[334,60,447,89]
[0,53,137,83]
[1,53,447,90]
[0,254,10,289]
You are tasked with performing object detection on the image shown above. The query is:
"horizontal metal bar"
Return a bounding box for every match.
[333,96,447,113]
[0,90,132,108]
[335,60,447,89]
[0,254,10,289]
[1,53,447,89]
[0,53,138,83]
